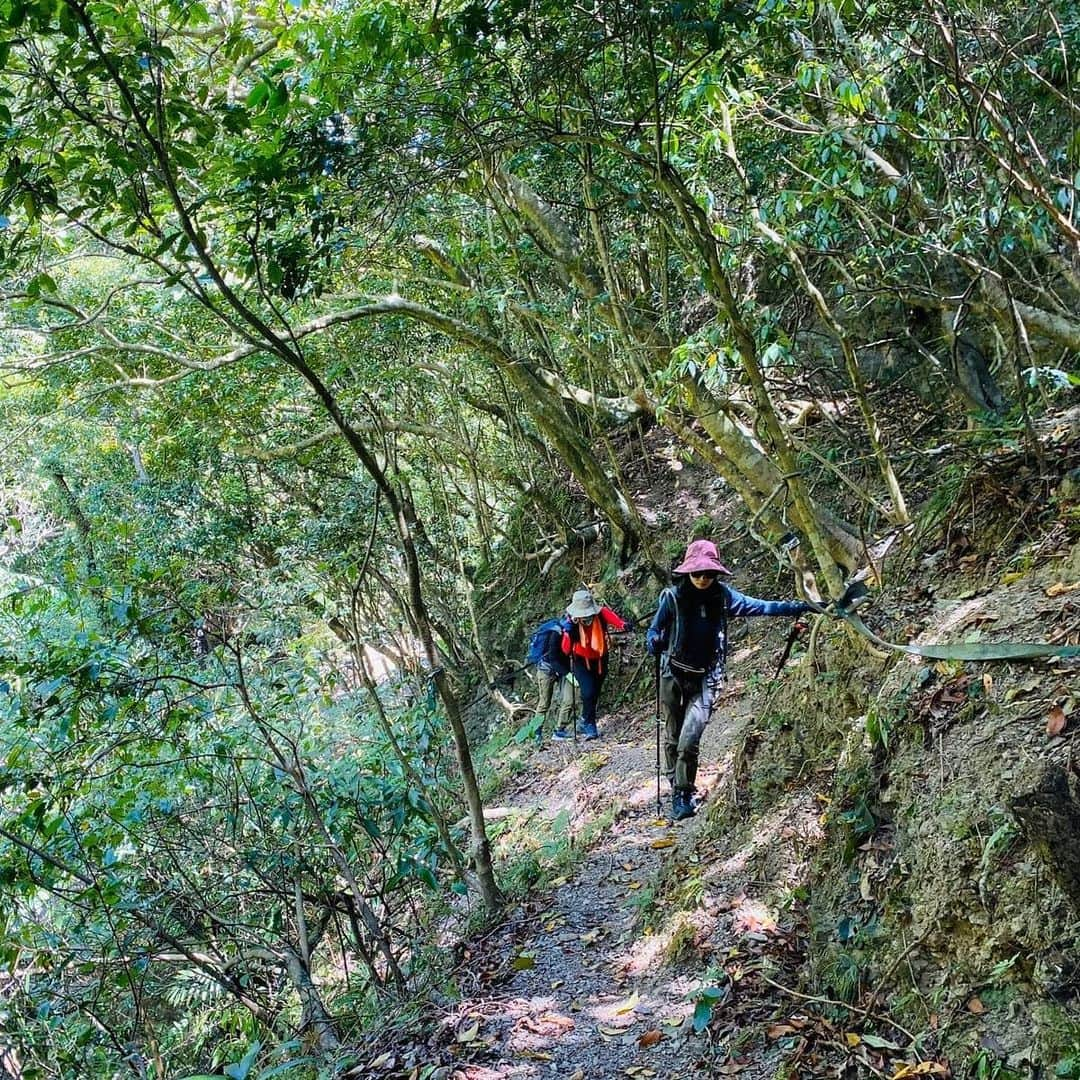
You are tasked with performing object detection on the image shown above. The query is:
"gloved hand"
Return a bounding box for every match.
[838,580,871,612]
[645,629,662,657]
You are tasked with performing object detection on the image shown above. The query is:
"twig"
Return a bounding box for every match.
[873,929,934,1001]
[757,973,921,1048]
[613,652,650,706]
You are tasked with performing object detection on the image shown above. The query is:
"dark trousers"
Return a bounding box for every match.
[567,661,604,726]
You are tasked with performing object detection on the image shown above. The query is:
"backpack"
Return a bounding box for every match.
[663,585,728,677]
[526,618,564,667]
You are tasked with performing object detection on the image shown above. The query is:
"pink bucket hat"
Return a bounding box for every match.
[674,539,732,576]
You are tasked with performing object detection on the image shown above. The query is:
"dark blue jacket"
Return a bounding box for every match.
[646,580,808,674]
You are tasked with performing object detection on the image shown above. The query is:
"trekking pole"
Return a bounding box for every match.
[654,652,662,818]
[571,654,578,752]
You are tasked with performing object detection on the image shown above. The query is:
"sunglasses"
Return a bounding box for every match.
[688,570,719,580]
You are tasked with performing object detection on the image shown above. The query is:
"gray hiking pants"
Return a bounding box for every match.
[661,669,720,793]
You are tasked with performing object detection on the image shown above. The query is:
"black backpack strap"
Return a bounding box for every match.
[720,585,728,662]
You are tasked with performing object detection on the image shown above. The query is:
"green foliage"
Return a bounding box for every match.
[820,914,883,1003]
[0,0,1078,1067]
[830,762,880,864]
[864,705,892,753]
[0,551,465,1073]
[690,982,730,1034]
[961,1052,1025,1080]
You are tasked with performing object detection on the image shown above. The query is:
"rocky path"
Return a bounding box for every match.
[423,664,815,1080]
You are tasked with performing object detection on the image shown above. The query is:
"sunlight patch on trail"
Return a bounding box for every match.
[708,790,823,882]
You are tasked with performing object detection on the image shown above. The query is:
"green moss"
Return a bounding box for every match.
[690,515,714,540]
[1033,1002,1080,1063]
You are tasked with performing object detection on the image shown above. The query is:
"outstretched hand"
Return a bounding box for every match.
[803,580,872,618]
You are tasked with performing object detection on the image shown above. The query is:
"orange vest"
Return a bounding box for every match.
[564,614,611,673]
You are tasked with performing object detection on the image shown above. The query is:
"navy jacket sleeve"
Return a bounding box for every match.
[724,584,808,618]
[645,590,676,655]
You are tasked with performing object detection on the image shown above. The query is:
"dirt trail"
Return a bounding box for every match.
[432,639,818,1080]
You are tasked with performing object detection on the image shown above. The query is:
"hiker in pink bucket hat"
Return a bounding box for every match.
[645,539,810,821]
[673,539,732,576]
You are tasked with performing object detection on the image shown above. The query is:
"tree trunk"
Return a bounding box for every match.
[281,950,341,1053]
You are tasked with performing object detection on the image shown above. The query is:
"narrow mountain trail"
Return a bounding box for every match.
[425,636,830,1080]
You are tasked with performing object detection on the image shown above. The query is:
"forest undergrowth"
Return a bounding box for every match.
[336,408,1080,1080]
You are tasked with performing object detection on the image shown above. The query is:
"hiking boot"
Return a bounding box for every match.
[552,728,571,741]
[672,790,695,821]
[578,721,599,741]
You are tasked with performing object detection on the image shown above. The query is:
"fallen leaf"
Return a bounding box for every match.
[732,899,778,934]
[1004,676,1042,703]
[517,1013,575,1036]
[1046,581,1080,597]
[662,1016,684,1028]
[580,928,602,944]
[511,952,536,970]
[517,1050,553,1061]
[550,979,564,989]
[599,1024,634,1037]
[862,1032,902,1050]
[651,838,676,849]
[1048,705,1067,737]
[622,862,637,871]
[614,991,640,1014]
[767,1023,799,1039]
[967,996,986,1014]
[651,818,669,828]
[638,1029,665,1048]
[456,1020,480,1043]
[569,1071,585,1080]
[845,1032,861,1047]
[859,869,873,901]
[368,1052,394,1069]
[628,881,642,890]
[891,1062,950,1078]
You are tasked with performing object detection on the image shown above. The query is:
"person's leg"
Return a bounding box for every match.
[533,668,557,744]
[676,701,709,792]
[553,674,579,739]
[660,672,684,784]
[672,676,706,819]
[577,666,602,738]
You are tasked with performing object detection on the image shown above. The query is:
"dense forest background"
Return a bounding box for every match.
[0,0,1079,1075]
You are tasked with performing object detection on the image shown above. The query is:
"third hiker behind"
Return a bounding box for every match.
[525,614,570,746]
[645,540,810,820]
